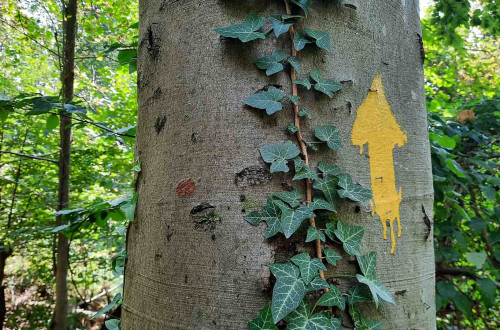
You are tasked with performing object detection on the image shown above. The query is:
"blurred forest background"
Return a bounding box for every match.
[0,0,498,329]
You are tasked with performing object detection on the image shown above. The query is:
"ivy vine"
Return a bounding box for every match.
[215,1,396,329]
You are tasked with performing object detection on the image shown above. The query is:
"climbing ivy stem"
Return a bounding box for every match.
[285,2,331,310]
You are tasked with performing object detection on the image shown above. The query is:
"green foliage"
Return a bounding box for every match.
[269,262,306,323]
[310,70,341,98]
[313,125,342,150]
[256,50,286,76]
[249,304,277,330]
[304,29,331,51]
[332,221,364,256]
[260,141,301,173]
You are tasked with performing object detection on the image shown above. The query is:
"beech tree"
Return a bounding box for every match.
[122,1,435,329]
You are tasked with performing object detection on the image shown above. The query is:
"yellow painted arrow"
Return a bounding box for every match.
[351,75,407,254]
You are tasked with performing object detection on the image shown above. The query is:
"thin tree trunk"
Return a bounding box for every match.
[123,1,435,328]
[0,247,12,330]
[52,0,78,328]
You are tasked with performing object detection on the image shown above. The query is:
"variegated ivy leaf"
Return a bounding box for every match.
[268,262,306,323]
[305,276,329,292]
[287,0,309,16]
[266,217,284,239]
[274,189,302,208]
[281,205,315,238]
[255,50,286,76]
[298,108,311,118]
[309,197,336,212]
[288,95,300,105]
[248,303,278,330]
[318,161,341,176]
[356,252,395,307]
[269,15,293,37]
[310,70,342,98]
[294,31,313,51]
[291,252,327,284]
[305,28,331,51]
[260,140,300,173]
[306,226,325,243]
[314,125,342,150]
[312,175,338,205]
[287,124,299,135]
[288,56,302,74]
[347,285,372,304]
[337,173,373,202]
[244,86,285,115]
[323,248,341,266]
[214,14,266,42]
[317,284,346,310]
[295,79,312,90]
[334,221,364,256]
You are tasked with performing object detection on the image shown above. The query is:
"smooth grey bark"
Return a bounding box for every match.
[123,0,435,329]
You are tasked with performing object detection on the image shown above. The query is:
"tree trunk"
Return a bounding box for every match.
[52,0,78,328]
[0,248,12,330]
[123,1,435,329]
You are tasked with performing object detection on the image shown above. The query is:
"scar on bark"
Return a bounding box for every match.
[235,166,271,187]
[176,178,196,197]
[154,115,167,134]
[190,203,221,240]
[343,1,357,10]
[141,23,160,61]
[417,33,425,64]
[422,204,431,240]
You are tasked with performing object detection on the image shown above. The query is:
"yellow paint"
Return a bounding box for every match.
[351,75,407,254]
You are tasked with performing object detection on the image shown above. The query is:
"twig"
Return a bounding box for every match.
[436,268,500,289]
[0,150,58,163]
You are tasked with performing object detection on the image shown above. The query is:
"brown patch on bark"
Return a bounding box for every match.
[176,178,196,197]
[235,166,271,187]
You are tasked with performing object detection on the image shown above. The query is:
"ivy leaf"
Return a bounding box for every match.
[269,15,293,37]
[291,252,327,285]
[288,95,300,105]
[281,205,315,238]
[260,140,300,173]
[356,252,395,307]
[306,226,326,243]
[305,276,330,292]
[309,197,336,212]
[287,0,309,16]
[293,163,319,181]
[298,108,311,119]
[91,293,121,319]
[266,218,283,239]
[269,262,306,323]
[245,197,281,226]
[331,318,342,330]
[286,300,335,330]
[334,221,364,256]
[213,14,266,42]
[274,189,302,208]
[295,79,312,90]
[347,285,372,304]
[288,56,302,74]
[323,248,341,266]
[337,173,372,202]
[256,50,286,76]
[358,319,382,330]
[244,86,285,115]
[313,175,337,205]
[317,284,346,310]
[249,303,278,330]
[310,70,341,98]
[306,313,334,330]
[294,31,312,51]
[305,28,331,51]
[314,125,342,150]
[287,124,300,135]
[324,222,336,241]
[318,161,341,176]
